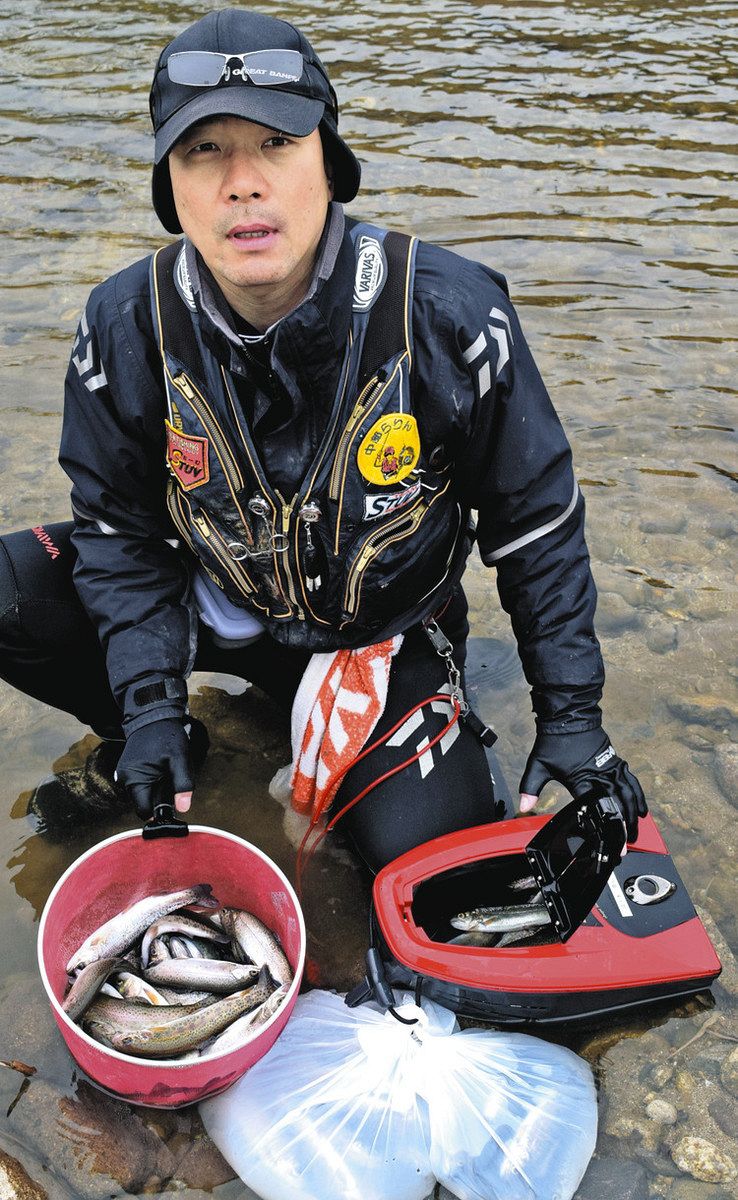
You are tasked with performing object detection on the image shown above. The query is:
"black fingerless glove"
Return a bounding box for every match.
[115,717,209,821]
[520,727,647,842]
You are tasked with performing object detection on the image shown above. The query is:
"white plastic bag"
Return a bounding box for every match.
[200,989,597,1200]
[200,989,445,1200]
[417,1027,598,1200]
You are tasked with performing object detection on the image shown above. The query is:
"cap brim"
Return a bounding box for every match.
[154,88,325,163]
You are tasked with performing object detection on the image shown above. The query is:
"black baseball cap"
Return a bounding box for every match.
[149,8,361,233]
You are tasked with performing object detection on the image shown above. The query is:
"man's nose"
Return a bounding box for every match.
[222,151,269,201]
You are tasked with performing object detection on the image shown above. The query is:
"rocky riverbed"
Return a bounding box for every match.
[1,635,736,1199]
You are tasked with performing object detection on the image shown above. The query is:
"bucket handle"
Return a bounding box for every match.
[141,783,189,840]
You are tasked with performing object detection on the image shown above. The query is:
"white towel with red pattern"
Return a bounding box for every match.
[269,636,403,824]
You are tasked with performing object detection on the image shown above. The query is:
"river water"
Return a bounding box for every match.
[1,1,736,1197]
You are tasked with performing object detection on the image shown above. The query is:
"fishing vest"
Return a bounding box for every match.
[150,223,470,651]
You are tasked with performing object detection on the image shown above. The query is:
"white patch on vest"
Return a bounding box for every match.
[353,235,387,310]
[363,479,422,520]
[595,745,616,768]
[175,246,197,311]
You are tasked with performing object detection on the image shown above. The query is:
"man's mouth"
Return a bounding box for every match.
[227,225,276,241]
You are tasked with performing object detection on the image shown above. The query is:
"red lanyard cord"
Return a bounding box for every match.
[296,692,461,896]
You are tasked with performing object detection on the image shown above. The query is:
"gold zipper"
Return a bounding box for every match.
[166,481,198,556]
[274,492,304,620]
[168,483,266,604]
[328,372,388,503]
[342,501,426,620]
[171,372,245,498]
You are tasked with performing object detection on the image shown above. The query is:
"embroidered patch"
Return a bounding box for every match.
[353,235,387,311]
[363,479,421,520]
[357,414,420,486]
[166,420,210,490]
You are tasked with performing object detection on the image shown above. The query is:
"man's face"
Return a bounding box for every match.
[168,116,332,321]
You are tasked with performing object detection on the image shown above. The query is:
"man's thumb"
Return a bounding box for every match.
[519,755,551,798]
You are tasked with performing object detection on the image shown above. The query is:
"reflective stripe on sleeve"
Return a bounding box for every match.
[485,479,580,563]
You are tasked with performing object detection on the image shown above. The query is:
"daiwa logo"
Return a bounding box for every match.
[595,745,616,768]
[364,479,421,520]
[175,247,197,311]
[353,236,387,310]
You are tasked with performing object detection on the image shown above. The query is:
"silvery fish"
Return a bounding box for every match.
[140,914,229,967]
[204,983,289,1056]
[450,902,551,934]
[447,931,498,948]
[219,907,293,987]
[168,935,201,959]
[144,959,261,994]
[81,967,274,1057]
[147,936,172,967]
[62,957,132,1021]
[111,971,170,1006]
[67,884,218,974]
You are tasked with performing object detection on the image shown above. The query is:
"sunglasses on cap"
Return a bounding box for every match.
[167,49,304,88]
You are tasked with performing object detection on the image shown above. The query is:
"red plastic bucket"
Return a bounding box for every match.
[37,825,305,1108]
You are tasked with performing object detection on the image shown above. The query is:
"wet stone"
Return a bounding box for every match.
[640,516,688,535]
[708,1092,738,1140]
[6,1078,173,1198]
[719,1046,738,1097]
[645,1098,678,1124]
[667,698,738,736]
[594,592,644,636]
[644,622,678,655]
[713,744,738,808]
[648,1063,676,1090]
[670,1136,737,1184]
[0,1150,49,1200]
[668,1183,736,1200]
[574,1155,649,1200]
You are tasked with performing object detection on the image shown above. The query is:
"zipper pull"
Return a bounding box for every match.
[299,501,324,593]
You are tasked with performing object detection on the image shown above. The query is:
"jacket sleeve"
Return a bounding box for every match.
[415,251,605,733]
[58,264,196,733]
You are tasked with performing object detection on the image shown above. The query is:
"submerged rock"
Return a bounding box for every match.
[670,1135,737,1184]
[713,744,738,808]
[573,1155,649,1199]
[720,1046,738,1097]
[0,1151,49,1200]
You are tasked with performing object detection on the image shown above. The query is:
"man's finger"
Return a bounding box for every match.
[519,793,539,813]
[174,790,192,814]
[128,782,155,821]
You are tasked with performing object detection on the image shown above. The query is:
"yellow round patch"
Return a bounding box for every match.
[357,414,420,486]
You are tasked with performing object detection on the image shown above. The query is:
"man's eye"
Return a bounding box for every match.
[264,135,290,148]
[189,141,219,155]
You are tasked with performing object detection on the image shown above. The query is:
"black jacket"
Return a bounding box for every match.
[60,204,604,735]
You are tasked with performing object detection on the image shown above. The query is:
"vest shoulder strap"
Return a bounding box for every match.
[150,241,208,385]
[356,230,415,389]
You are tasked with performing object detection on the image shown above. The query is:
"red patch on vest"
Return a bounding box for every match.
[166,421,210,491]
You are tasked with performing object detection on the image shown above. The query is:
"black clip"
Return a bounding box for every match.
[460,706,498,747]
[345,948,395,1010]
[142,796,189,840]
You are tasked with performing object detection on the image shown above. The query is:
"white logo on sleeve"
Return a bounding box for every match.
[461,305,515,399]
[353,236,387,310]
[71,312,108,393]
